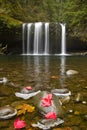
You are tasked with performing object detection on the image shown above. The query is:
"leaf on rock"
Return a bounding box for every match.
[16,103,35,116]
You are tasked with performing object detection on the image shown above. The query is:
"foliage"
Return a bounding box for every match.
[0,0,60,22]
[16,103,35,116]
[60,0,87,41]
[0,14,22,28]
[0,0,87,41]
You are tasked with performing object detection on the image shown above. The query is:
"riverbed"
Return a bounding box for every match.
[0,55,87,130]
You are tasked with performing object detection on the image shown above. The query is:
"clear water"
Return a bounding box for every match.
[0,55,87,130]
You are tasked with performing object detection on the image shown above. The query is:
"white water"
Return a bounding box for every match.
[44,23,49,55]
[22,23,26,54]
[22,22,67,55]
[27,23,32,54]
[60,23,66,55]
[34,22,42,55]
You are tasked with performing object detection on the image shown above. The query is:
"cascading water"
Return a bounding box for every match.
[22,23,26,55]
[60,23,66,55]
[44,23,49,55]
[27,23,32,54]
[34,22,43,55]
[22,22,66,55]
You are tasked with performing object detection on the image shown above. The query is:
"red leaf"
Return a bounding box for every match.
[26,86,32,90]
[14,118,27,129]
[45,112,57,120]
[41,94,52,107]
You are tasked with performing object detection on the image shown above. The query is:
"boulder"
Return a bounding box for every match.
[32,91,64,117]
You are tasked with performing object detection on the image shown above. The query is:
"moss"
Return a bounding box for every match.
[0,14,22,29]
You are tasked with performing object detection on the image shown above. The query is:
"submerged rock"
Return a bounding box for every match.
[32,91,64,129]
[51,88,71,97]
[83,115,87,120]
[20,86,33,94]
[66,70,78,76]
[15,90,41,100]
[60,96,71,105]
[75,93,83,103]
[0,105,17,119]
[0,77,8,84]
[32,118,64,129]
[82,101,87,104]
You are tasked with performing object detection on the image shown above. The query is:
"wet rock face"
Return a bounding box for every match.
[32,91,64,117]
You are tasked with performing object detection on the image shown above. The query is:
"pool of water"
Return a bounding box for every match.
[0,55,87,130]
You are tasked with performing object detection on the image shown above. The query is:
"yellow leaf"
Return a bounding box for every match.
[74,111,80,115]
[16,103,35,115]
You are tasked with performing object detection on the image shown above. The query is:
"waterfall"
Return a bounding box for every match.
[22,22,67,55]
[44,23,49,55]
[27,23,32,54]
[22,23,26,55]
[60,23,66,55]
[34,22,43,55]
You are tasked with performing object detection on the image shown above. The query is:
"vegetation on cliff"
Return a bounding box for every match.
[0,0,87,45]
[61,0,87,42]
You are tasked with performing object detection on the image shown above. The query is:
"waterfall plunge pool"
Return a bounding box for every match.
[0,55,87,129]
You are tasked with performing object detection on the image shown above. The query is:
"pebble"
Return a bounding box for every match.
[69,109,73,113]
[66,70,78,76]
[82,101,86,104]
[83,115,87,120]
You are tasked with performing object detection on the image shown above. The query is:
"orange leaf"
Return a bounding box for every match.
[51,76,59,79]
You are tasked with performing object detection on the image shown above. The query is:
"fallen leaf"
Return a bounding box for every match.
[14,117,27,129]
[41,94,52,107]
[26,86,32,90]
[16,103,35,116]
[45,112,57,120]
[74,110,80,115]
[51,75,59,79]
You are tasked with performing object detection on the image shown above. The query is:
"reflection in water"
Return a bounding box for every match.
[23,56,31,72]
[34,56,41,87]
[23,56,66,89]
[22,56,33,85]
[59,56,66,88]
[23,56,50,89]
[44,57,50,87]
[34,56,50,88]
